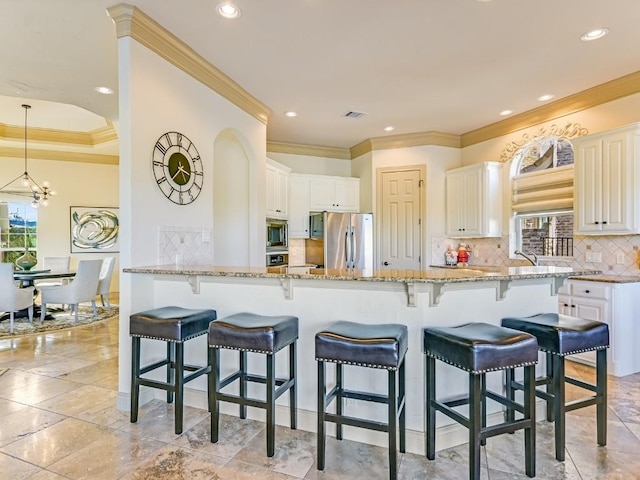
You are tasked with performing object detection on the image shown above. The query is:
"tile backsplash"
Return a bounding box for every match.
[158,225,213,266]
[432,234,640,275]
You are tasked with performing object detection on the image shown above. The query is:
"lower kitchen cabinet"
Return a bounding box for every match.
[559,279,640,377]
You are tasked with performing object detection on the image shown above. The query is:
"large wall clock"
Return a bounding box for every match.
[152,131,203,205]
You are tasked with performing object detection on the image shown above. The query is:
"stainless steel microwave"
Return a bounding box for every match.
[266,219,288,248]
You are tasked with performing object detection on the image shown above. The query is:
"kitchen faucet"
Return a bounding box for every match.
[514,250,539,266]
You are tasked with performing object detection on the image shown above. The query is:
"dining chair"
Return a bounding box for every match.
[36,256,72,287]
[0,263,35,334]
[96,256,116,309]
[40,259,102,323]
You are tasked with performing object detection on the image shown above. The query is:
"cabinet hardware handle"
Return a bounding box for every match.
[602,221,608,224]
[564,303,569,307]
[571,305,576,308]
[383,261,390,266]
[595,221,599,224]
[585,290,590,293]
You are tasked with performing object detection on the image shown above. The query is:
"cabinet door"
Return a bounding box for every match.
[445,171,465,236]
[461,168,482,236]
[601,132,631,232]
[309,178,335,210]
[575,137,602,233]
[265,164,279,218]
[288,175,310,238]
[334,178,359,212]
[568,295,609,367]
[276,168,289,218]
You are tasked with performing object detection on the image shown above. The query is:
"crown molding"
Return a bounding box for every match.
[0,147,118,165]
[461,69,640,148]
[350,131,461,159]
[107,3,271,125]
[267,141,351,160]
[0,122,118,146]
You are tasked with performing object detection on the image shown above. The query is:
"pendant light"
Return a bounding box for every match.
[0,104,56,207]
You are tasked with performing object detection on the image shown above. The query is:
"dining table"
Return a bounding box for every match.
[5,268,77,320]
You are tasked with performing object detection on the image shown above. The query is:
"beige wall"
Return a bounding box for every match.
[0,154,120,291]
[267,152,352,176]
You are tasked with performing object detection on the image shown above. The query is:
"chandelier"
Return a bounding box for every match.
[0,104,55,207]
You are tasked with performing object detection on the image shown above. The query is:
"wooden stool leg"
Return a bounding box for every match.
[596,348,608,446]
[317,360,326,470]
[469,373,482,480]
[425,355,436,460]
[289,341,297,430]
[239,351,247,419]
[266,353,276,457]
[130,336,141,423]
[552,354,566,461]
[388,369,398,480]
[505,368,515,423]
[167,341,174,404]
[210,347,221,443]
[174,342,184,434]
[336,363,343,440]
[480,373,487,446]
[399,358,406,453]
[546,351,554,422]
[524,364,536,478]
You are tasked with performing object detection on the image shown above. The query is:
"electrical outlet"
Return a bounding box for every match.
[585,252,602,263]
[617,252,625,264]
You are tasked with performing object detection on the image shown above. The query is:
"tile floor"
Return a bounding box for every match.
[1,315,640,479]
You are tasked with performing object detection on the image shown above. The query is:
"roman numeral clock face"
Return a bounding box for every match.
[152,131,203,205]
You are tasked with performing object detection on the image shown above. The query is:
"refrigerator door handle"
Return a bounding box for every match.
[344,231,350,269]
[350,230,356,269]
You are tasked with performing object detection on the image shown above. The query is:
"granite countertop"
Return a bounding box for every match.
[568,274,640,284]
[124,264,601,284]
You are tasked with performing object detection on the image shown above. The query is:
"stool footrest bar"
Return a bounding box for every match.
[485,390,525,414]
[431,400,470,429]
[139,359,170,375]
[324,412,389,433]
[566,376,597,393]
[483,419,534,440]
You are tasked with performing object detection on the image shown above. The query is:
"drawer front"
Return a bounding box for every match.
[567,281,611,300]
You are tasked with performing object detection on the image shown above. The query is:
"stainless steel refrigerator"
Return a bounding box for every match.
[309,212,373,272]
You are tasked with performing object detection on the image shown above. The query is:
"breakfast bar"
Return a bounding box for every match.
[122,264,599,454]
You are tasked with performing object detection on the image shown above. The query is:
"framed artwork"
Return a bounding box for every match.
[70,206,119,253]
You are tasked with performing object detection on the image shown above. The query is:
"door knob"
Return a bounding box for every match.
[383,261,390,266]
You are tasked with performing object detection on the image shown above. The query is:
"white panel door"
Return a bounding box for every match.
[380,169,421,270]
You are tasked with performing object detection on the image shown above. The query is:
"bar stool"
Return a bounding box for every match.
[208,312,298,457]
[315,321,407,480]
[130,306,217,434]
[501,313,610,461]
[423,322,538,480]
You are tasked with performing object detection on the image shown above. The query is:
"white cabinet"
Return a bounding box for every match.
[558,279,640,377]
[288,174,311,238]
[266,159,290,219]
[309,176,359,212]
[445,162,502,238]
[574,123,640,234]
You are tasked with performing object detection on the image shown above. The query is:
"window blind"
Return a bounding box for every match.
[512,164,573,213]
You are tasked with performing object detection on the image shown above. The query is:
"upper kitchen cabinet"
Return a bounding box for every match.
[309,176,360,212]
[574,123,640,234]
[266,159,291,220]
[288,174,311,238]
[445,162,502,238]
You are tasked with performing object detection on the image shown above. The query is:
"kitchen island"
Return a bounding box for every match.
[120,264,599,453]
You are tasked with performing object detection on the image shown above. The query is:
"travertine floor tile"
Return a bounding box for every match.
[0,451,41,480]
[0,406,65,448]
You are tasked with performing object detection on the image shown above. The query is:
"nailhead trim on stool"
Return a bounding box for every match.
[208,313,298,458]
[423,323,538,480]
[502,313,610,462]
[130,306,217,435]
[315,321,408,480]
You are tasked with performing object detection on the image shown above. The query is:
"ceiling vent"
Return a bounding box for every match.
[343,111,367,119]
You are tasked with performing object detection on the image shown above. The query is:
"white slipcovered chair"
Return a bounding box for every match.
[0,262,34,334]
[35,256,72,289]
[96,256,116,309]
[40,259,102,323]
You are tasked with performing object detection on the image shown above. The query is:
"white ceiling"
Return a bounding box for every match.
[2,0,640,149]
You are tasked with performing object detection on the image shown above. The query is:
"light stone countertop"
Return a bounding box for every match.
[568,274,640,284]
[123,264,601,284]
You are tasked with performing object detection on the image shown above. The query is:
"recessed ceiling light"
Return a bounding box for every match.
[95,86,113,95]
[537,94,554,102]
[499,109,513,116]
[216,2,241,19]
[581,28,609,41]
[384,126,395,132]
[284,111,297,117]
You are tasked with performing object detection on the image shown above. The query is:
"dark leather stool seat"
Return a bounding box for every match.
[208,313,298,457]
[502,313,610,461]
[130,306,217,434]
[315,321,408,480]
[423,323,538,480]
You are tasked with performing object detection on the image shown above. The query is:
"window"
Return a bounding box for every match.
[511,137,574,258]
[0,202,38,264]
